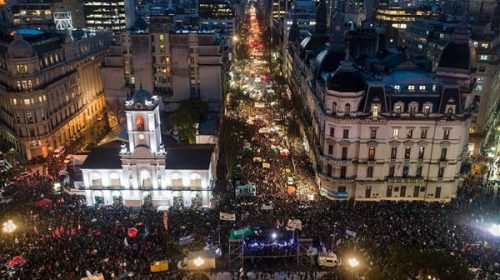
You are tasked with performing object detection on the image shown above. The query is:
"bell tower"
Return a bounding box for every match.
[123,87,163,154]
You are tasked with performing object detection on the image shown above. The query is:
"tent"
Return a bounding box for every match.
[34,198,52,208]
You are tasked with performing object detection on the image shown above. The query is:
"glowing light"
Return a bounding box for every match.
[2,220,17,233]
[489,224,500,237]
[193,257,204,267]
[271,232,277,239]
[232,35,239,42]
[348,258,359,268]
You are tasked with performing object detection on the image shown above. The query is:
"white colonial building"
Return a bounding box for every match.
[80,88,216,208]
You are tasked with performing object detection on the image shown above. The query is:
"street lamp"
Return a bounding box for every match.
[232,35,239,43]
[348,257,359,268]
[489,224,500,237]
[193,257,204,267]
[2,220,17,233]
[271,232,277,239]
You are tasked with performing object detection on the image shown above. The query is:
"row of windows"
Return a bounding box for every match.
[325,164,447,179]
[328,126,451,140]
[325,145,448,161]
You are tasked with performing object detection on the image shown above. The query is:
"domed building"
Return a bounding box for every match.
[7,38,34,59]
[81,88,216,208]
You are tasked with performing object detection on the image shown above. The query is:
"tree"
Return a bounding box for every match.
[168,99,209,143]
[365,245,473,280]
[106,96,126,127]
[219,116,242,189]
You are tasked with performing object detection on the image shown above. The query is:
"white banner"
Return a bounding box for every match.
[219,212,236,221]
[261,204,273,210]
[345,229,357,238]
[287,219,302,230]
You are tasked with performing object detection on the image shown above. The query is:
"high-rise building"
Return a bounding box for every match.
[83,0,136,31]
[10,0,85,30]
[0,29,112,159]
[198,0,235,34]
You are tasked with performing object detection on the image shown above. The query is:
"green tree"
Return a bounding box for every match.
[168,99,209,143]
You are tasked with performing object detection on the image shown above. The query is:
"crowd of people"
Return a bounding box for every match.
[0,4,499,280]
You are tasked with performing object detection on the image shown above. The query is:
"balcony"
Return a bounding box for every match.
[318,171,356,183]
[385,176,424,183]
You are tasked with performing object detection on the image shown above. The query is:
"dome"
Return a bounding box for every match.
[326,61,366,92]
[131,88,153,104]
[315,48,344,73]
[437,21,476,70]
[7,39,34,59]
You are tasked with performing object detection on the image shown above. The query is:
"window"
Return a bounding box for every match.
[393,128,399,138]
[332,102,337,114]
[329,127,334,137]
[423,105,431,116]
[480,55,488,61]
[328,144,333,155]
[370,128,377,139]
[160,45,165,53]
[410,106,416,117]
[368,147,376,160]
[136,115,145,131]
[343,129,349,139]
[443,129,450,140]
[389,166,395,177]
[16,64,28,74]
[372,105,379,118]
[367,166,373,177]
[394,85,400,90]
[159,34,165,42]
[395,105,402,114]
[404,147,411,159]
[327,164,332,176]
[440,148,447,161]
[341,147,348,160]
[26,112,34,123]
[338,186,346,192]
[418,146,425,159]
[408,85,415,91]
[407,128,413,139]
[419,85,426,91]
[387,185,393,197]
[391,147,397,159]
[413,186,420,197]
[435,187,442,198]
[340,166,346,178]
[416,166,423,177]
[344,104,351,116]
[438,167,444,178]
[400,186,407,197]
[24,98,30,106]
[365,186,372,198]
[421,129,428,139]
[402,166,409,178]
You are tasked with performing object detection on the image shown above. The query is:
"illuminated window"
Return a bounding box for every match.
[372,105,379,118]
[419,85,426,91]
[159,34,164,42]
[408,85,415,91]
[394,85,400,90]
[16,64,28,74]
[480,55,488,61]
[24,98,30,106]
[136,115,145,131]
[392,128,399,138]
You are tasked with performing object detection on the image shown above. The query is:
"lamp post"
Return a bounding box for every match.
[2,220,17,233]
[347,257,360,280]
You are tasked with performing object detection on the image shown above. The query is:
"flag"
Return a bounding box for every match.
[162,211,169,231]
[287,219,302,231]
[179,234,195,246]
[229,226,252,239]
[219,212,236,221]
[345,229,357,238]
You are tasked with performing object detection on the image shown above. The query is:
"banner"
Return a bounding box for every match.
[345,229,357,238]
[261,204,273,210]
[150,260,169,273]
[179,234,195,246]
[235,183,257,197]
[162,211,168,231]
[229,226,252,239]
[219,212,236,221]
[287,219,302,230]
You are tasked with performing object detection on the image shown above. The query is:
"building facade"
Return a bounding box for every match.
[83,0,135,31]
[81,88,215,208]
[0,29,111,159]
[288,21,475,202]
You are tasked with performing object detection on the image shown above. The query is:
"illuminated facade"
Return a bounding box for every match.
[0,30,112,159]
[375,7,433,30]
[81,88,216,208]
[83,0,135,31]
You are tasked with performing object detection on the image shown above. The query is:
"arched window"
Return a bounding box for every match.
[139,170,152,188]
[109,173,121,186]
[190,173,202,188]
[90,173,102,186]
[171,173,183,187]
[136,115,145,131]
[332,102,337,114]
[344,104,351,116]
[93,191,103,205]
